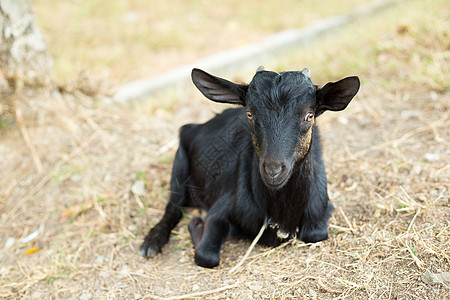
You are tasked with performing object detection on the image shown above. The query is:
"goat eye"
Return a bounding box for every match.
[304,112,314,122]
[246,111,253,120]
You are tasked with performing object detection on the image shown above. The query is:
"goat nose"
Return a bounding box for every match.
[263,160,284,178]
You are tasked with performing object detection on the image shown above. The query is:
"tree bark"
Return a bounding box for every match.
[0,0,54,88]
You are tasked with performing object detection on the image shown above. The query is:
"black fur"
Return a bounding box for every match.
[140,68,360,268]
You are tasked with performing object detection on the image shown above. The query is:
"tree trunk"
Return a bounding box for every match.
[0,0,54,89]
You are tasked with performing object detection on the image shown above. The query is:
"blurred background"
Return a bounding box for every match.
[33,0,375,85]
[30,0,447,105]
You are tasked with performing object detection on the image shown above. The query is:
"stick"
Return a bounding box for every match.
[338,207,356,234]
[8,76,43,174]
[404,241,424,270]
[156,138,178,156]
[145,283,239,300]
[229,220,268,274]
[14,98,43,174]
[406,207,421,234]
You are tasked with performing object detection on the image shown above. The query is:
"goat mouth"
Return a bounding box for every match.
[263,170,291,190]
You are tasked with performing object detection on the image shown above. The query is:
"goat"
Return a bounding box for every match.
[140,67,360,268]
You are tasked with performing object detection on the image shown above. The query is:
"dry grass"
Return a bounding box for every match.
[1,0,449,299]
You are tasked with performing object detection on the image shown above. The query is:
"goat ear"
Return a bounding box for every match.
[191,68,248,105]
[316,76,360,116]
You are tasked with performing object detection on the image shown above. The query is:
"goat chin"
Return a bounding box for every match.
[260,169,292,190]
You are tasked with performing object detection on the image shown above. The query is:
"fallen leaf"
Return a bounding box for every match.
[24,248,41,255]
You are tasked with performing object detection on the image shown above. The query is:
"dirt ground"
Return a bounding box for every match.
[1,1,449,299]
[1,82,448,299]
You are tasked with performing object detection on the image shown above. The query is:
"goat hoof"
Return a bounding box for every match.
[139,241,161,258]
[194,248,220,268]
[195,254,220,268]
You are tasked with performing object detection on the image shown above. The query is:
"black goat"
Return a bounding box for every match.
[140,67,360,268]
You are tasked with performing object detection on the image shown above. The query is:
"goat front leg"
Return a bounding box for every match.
[188,207,230,268]
[140,146,191,258]
[299,200,334,243]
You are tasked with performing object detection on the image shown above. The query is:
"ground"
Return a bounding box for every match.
[0,0,449,299]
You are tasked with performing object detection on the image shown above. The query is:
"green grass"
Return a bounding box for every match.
[0,119,8,128]
[33,0,372,84]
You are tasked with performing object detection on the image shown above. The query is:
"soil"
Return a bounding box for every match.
[0,78,448,299]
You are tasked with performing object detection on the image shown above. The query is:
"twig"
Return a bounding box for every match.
[93,193,110,221]
[406,208,421,234]
[406,245,424,270]
[436,222,449,238]
[156,138,178,156]
[229,220,268,274]
[134,194,145,209]
[403,241,424,270]
[246,239,294,264]
[399,185,415,205]
[338,207,356,234]
[329,224,354,233]
[310,259,347,271]
[13,97,43,174]
[145,283,239,300]
[317,278,343,293]
[281,275,319,287]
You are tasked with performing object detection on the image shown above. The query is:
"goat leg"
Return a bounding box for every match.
[140,146,191,258]
[190,205,230,268]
